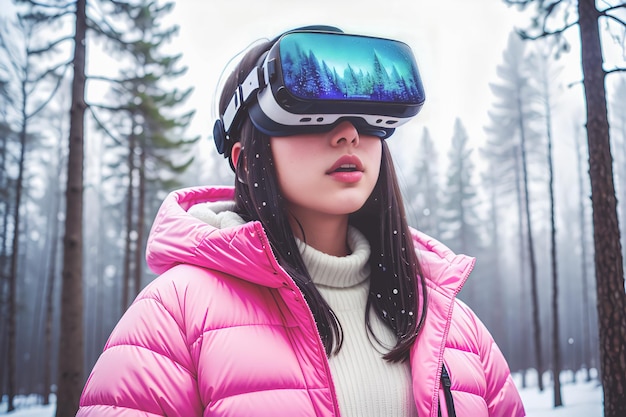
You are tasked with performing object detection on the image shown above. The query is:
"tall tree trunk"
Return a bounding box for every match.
[56,0,87,415]
[19,211,34,395]
[578,2,626,416]
[6,70,33,409]
[0,124,9,396]
[514,150,529,387]
[545,94,562,407]
[0,192,9,403]
[518,98,544,392]
[537,50,563,404]
[620,111,626,282]
[43,145,64,405]
[487,171,505,354]
[0,126,7,260]
[133,146,146,298]
[92,137,105,363]
[43,202,60,405]
[6,101,28,413]
[29,195,55,400]
[122,130,136,312]
[0,185,9,401]
[574,124,594,383]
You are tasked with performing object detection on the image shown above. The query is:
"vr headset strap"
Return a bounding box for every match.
[222,67,263,134]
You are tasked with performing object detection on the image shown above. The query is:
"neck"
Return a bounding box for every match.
[288,212,350,257]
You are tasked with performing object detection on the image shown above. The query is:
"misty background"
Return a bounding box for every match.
[1,0,625,415]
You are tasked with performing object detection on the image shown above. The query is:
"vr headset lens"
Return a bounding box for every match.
[215,30,425,156]
[278,32,423,105]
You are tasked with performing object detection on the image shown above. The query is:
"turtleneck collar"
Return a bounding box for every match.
[296,226,371,289]
[187,201,371,289]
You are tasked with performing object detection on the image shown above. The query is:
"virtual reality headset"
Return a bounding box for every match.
[213,28,426,157]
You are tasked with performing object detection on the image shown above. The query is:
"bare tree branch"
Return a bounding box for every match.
[88,106,124,146]
[566,79,583,88]
[21,9,75,24]
[88,102,132,113]
[86,3,127,43]
[27,66,69,119]
[600,4,626,15]
[543,1,561,22]
[22,0,74,9]
[27,58,71,87]
[27,34,73,55]
[606,67,626,75]
[602,13,626,27]
[86,74,125,85]
[519,21,578,40]
[566,66,626,88]
[86,16,133,51]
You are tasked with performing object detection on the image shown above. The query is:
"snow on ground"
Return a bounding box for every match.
[515,369,603,417]
[1,370,604,416]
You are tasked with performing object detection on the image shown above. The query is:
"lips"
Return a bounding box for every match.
[326,155,364,174]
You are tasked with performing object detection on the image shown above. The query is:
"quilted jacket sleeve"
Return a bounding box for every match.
[457,300,526,417]
[76,272,203,416]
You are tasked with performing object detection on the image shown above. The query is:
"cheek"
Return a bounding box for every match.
[366,140,383,179]
[270,140,312,192]
[271,141,294,176]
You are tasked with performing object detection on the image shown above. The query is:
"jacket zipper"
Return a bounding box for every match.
[438,364,457,417]
[255,223,342,416]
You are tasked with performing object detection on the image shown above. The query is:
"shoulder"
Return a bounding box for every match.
[447,298,496,357]
[445,299,500,384]
[410,228,475,295]
[137,264,279,341]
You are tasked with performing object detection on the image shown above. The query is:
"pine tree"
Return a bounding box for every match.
[87,0,197,306]
[408,127,441,238]
[483,31,545,390]
[0,9,68,410]
[440,119,482,256]
[609,78,626,272]
[57,0,87,413]
[504,1,626,414]
[573,123,596,383]
[440,119,484,310]
[480,160,508,360]
[7,0,197,412]
[0,76,17,409]
[531,42,564,406]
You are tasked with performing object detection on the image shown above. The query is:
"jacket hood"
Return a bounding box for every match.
[145,186,474,294]
[146,186,288,288]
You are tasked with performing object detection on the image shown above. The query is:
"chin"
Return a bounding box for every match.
[329,198,369,215]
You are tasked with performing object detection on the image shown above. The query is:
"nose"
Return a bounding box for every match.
[329,121,360,147]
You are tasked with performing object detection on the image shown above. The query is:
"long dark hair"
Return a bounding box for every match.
[218,36,428,362]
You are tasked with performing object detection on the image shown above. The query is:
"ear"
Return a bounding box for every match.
[230,141,242,168]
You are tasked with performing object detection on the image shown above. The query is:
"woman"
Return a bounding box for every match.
[77,26,525,417]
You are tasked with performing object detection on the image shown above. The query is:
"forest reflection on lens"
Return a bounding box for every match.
[279,32,424,104]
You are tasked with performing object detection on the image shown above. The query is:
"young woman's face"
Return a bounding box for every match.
[271,121,382,222]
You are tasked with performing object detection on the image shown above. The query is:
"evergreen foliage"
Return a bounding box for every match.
[282,46,421,103]
[483,30,546,392]
[503,2,626,414]
[440,118,482,256]
[406,127,441,238]
[0,0,198,412]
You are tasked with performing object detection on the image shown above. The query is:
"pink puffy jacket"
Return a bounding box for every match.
[77,186,525,417]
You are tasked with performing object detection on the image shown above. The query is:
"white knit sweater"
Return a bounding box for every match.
[188,204,417,416]
[297,227,418,417]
